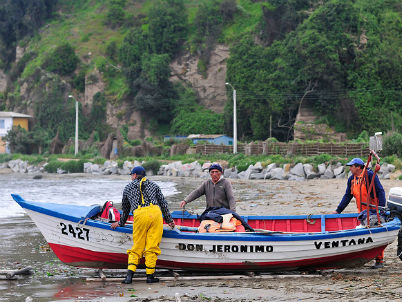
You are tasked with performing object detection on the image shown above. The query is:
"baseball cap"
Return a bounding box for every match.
[208,163,223,172]
[346,158,365,166]
[130,166,146,176]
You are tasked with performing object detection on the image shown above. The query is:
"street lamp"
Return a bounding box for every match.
[68,95,79,156]
[225,82,237,154]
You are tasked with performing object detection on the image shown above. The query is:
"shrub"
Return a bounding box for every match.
[92,156,106,165]
[0,154,12,163]
[72,70,86,92]
[142,160,161,174]
[383,155,402,170]
[44,160,85,173]
[44,160,61,173]
[382,131,402,157]
[355,130,369,142]
[311,153,333,166]
[62,160,85,173]
[42,43,79,75]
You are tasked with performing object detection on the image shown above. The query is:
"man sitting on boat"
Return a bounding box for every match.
[332,157,386,269]
[180,163,253,233]
[180,163,236,211]
[111,166,175,284]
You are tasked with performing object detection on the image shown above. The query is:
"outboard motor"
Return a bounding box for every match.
[388,187,402,219]
[387,187,402,261]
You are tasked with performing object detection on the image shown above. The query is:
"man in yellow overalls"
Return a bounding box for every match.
[111,166,175,283]
[333,158,386,269]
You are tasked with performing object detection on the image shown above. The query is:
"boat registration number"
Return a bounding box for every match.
[60,222,90,241]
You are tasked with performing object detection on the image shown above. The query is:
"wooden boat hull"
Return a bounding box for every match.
[12,194,400,271]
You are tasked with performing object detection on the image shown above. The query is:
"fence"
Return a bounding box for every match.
[194,142,369,157]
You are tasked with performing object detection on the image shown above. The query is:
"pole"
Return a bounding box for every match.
[75,99,78,156]
[233,88,237,154]
[225,82,237,154]
[69,95,79,156]
[269,115,272,138]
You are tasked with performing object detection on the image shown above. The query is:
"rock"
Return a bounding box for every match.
[333,166,344,176]
[253,162,263,172]
[270,168,285,180]
[90,164,101,174]
[249,172,265,179]
[287,175,305,181]
[266,163,277,172]
[84,162,92,173]
[303,164,318,179]
[317,163,326,175]
[321,166,334,179]
[224,167,238,179]
[336,172,345,179]
[264,172,272,179]
[290,163,305,177]
[57,168,66,174]
[202,162,212,171]
[283,163,291,173]
[237,170,248,180]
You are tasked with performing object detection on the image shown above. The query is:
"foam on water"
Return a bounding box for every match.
[0,173,179,219]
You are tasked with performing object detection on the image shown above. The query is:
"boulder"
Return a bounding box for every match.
[320,166,334,179]
[270,168,285,180]
[303,164,318,179]
[333,166,344,176]
[249,172,265,179]
[317,163,326,175]
[290,163,305,177]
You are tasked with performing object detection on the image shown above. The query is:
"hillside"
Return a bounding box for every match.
[0,0,401,154]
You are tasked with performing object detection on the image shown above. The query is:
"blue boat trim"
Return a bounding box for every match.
[12,194,401,242]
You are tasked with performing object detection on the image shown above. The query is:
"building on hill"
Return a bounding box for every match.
[164,134,234,146]
[0,112,32,153]
[187,134,233,145]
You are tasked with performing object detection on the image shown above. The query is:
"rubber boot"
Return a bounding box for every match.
[146,274,159,283]
[372,260,384,269]
[122,270,134,284]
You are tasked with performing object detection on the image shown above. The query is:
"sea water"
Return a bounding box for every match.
[0,173,180,220]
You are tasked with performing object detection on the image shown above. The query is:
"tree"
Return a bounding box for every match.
[0,0,55,69]
[43,43,80,75]
[147,0,187,57]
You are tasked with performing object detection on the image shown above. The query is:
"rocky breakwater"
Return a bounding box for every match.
[1,159,398,181]
[157,161,397,181]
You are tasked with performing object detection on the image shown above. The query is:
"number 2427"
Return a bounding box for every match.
[60,222,90,241]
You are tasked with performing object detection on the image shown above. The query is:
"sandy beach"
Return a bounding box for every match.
[1,173,402,301]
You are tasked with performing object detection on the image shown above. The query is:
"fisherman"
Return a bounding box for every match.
[180,163,236,212]
[332,158,386,269]
[111,166,175,284]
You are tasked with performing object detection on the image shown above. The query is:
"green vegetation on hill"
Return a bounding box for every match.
[1,0,402,154]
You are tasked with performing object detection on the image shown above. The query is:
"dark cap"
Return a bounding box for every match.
[346,158,365,166]
[130,166,146,176]
[208,163,223,173]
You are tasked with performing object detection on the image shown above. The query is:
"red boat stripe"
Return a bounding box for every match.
[49,243,386,271]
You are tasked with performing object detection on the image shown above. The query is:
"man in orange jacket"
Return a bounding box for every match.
[333,158,386,269]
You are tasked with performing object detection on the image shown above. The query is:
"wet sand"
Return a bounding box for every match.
[1,175,402,301]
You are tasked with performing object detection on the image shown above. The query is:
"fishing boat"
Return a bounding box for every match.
[11,193,400,272]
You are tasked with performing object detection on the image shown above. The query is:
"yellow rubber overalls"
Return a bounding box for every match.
[127,177,163,274]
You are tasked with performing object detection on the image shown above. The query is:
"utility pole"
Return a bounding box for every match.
[68,95,79,156]
[225,82,237,153]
